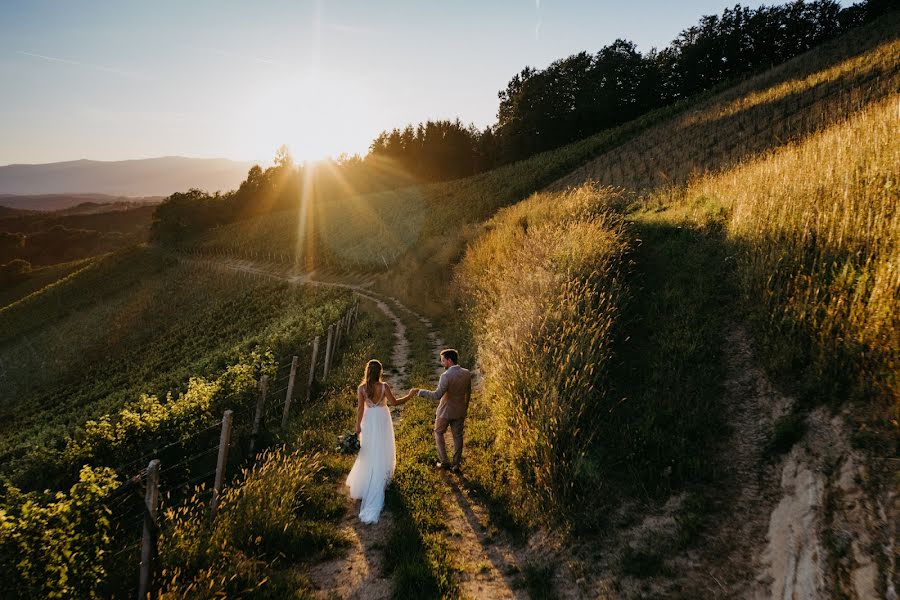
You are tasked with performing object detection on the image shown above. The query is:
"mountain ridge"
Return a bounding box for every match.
[0,156,256,197]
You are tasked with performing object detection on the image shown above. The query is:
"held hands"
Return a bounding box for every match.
[389,389,416,407]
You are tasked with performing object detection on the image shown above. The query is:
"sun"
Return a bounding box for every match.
[238,71,377,163]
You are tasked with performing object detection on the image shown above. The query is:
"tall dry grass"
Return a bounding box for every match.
[158,448,344,598]
[683,94,899,407]
[455,184,629,520]
[554,14,899,194]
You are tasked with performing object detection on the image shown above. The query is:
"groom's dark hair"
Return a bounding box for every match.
[440,349,459,364]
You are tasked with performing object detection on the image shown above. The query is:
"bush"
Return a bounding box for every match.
[0,466,118,599]
[0,259,32,288]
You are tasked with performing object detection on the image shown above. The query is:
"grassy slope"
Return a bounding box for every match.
[0,246,351,487]
[191,83,707,282]
[0,256,97,310]
[422,15,898,594]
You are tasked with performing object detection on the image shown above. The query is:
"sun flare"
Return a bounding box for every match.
[237,71,376,163]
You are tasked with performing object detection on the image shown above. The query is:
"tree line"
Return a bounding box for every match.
[151,147,413,244]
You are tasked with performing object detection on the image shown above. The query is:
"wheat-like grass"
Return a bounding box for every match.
[456,184,629,520]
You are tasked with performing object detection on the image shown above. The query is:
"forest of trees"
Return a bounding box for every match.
[368,0,890,171]
[367,119,497,181]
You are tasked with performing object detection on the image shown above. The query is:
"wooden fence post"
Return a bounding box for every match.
[323,325,335,380]
[249,375,268,456]
[334,316,343,351]
[210,410,233,521]
[345,308,352,336]
[281,356,299,428]
[306,337,320,403]
[138,459,160,600]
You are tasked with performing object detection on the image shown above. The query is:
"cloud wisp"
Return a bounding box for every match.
[15,50,139,78]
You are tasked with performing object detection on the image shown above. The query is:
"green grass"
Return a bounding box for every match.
[0,246,352,489]
[382,305,457,599]
[597,203,734,501]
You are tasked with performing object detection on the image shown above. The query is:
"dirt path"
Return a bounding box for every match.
[668,324,792,598]
[381,299,539,599]
[188,257,537,599]
[185,257,404,598]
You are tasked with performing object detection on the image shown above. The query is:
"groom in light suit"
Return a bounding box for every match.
[411,349,472,473]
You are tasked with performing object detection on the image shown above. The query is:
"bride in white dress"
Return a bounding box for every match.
[346,359,413,524]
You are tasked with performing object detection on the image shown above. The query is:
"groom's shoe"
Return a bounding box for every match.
[435,461,451,471]
[450,464,461,474]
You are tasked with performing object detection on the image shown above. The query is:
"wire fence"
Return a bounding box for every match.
[103,298,360,598]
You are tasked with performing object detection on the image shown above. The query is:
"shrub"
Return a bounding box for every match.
[61,350,273,474]
[0,258,32,288]
[0,466,118,599]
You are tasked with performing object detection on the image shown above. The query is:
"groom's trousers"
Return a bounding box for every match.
[434,417,464,466]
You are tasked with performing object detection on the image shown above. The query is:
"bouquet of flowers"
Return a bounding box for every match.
[336,431,360,454]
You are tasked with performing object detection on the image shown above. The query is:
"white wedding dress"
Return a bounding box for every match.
[346,382,396,523]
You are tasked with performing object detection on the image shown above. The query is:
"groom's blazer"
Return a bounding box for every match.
[418,364,472,420]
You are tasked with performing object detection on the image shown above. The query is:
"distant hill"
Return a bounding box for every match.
[0,205,35,217]
[0,193,164,212]
[52,200,161,216]
[0,157,255,197]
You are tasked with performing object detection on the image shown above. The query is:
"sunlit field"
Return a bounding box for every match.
[648,93,899,408]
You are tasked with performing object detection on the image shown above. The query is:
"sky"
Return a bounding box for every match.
[0,0,854,165]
